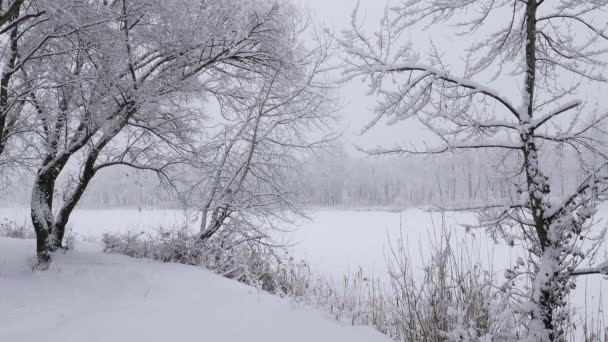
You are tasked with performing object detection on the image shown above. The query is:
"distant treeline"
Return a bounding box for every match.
[0,147,582,210]
[299,147,582,209]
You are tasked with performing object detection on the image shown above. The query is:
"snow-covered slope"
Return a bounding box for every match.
[0,238,390,342]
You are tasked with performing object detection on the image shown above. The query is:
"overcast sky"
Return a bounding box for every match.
[294,0,608,156]
[295,0,491,153]
[295,0,405,153]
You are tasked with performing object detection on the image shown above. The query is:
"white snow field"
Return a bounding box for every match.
[1,206,607,333]
[0,238,390,342]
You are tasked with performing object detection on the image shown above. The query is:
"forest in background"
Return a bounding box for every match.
[0,145,584,210]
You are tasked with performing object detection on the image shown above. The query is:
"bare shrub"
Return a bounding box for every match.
[574,289,608,342]
[101,225,512,340]
[100,220,607,341]
[0,219,35,239]
[102,228,310,296]
[382,231,514,341]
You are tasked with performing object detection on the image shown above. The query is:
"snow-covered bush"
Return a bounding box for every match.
[380,232,514,341]
[102,225,519,341]
[102,229,201,265]
[102,227,312,296]
[0,220,34,239]
[0,220,75,252]
[103,225,606,340]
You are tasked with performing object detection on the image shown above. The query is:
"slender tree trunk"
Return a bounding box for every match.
[522,1,565,339]
[522,136,550,249]
[198,92,265,240]
[199,205,230,241]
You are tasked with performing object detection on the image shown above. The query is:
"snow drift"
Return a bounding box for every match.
[0,238,390,342]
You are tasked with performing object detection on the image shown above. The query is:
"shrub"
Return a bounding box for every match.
[0,219,35,239]
[101,225,515,341]
[101,224,606,341]
[102,228,310,296]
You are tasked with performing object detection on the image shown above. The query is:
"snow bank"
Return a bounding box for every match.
[0,238,390,342]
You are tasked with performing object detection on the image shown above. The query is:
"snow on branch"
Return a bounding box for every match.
[572,260,608,276]
[530,100,582,129]
[546,163,608,222]
[537,14,608,42]
[360,140,520,156]
[370,63,522,119]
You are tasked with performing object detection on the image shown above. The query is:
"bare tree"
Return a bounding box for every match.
[339,1,608,340]
[26,0,294,268]
[193,31,336,247]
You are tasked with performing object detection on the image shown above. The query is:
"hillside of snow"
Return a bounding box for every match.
[2,206,607,322]
[0,238,390,342]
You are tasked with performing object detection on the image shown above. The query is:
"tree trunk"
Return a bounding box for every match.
[30,169,58,268]
[522,130,561,342]
[521,1,562,339]
[30,148,73,265]
[34,224,51,269]
[199,205,230,242]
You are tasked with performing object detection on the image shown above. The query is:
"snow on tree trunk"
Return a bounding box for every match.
[30,169,58,268]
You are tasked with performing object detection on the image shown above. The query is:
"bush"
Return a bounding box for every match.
[101,224,607,341]
[381,231,514,341]
[0,219,74,251]
[0,219,35,239]
[103,229,202,264]
[102,228,310,296]
[101,226,516,341]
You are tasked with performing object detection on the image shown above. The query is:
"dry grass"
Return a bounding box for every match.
[0,220,35,239]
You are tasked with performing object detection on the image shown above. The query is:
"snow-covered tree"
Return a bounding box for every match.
[338,1,608,340]
[0,0,47,179]
[25,0,298,268]
[192,28,336,246]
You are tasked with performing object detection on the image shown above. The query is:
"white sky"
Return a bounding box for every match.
[296,0,405,153]
[295,0,504,153]
[295,0,608,155]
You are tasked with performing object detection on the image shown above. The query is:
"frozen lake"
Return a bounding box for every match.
[1,206,607,325]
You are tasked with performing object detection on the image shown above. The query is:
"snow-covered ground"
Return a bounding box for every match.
[1,206,607,331]
[0,238,390,342]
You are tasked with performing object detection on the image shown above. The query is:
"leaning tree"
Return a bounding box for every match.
[339,1,608,340]
[25,0,295,268]
[193,28,336,247]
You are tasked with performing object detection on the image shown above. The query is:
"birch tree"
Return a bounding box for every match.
[339,1,608,340]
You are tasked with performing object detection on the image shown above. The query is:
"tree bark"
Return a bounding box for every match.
[30,148,77,265]
[522,1,561,339]
[0,0,23,27]
[30,167,59,268]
